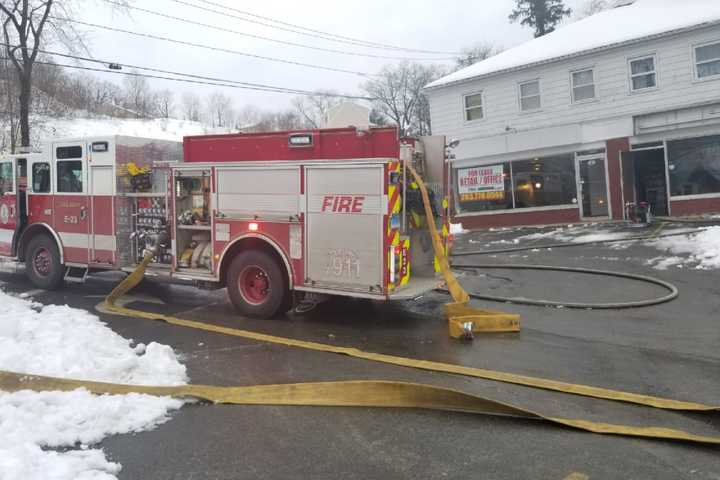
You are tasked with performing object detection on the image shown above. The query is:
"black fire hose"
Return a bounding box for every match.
[450,264,679,309]
[444,223,705,309]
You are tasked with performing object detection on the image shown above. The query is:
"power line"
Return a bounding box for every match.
[173,0,461,56]
[100,0,454,62]
[0,51,373,99]
[50,16,376,77]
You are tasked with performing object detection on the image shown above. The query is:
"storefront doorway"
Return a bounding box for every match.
[576,153,610,218]
[621,148,669,217]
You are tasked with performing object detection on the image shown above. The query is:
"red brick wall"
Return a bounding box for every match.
[456,207,580,229]
[605,138,629,220]
[670,197,720,216]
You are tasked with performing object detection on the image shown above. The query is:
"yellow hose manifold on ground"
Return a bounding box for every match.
[404,163,520,339]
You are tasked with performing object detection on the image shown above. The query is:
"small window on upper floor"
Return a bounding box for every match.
[695,41,720,79]
[629,55,657,91]
[463,92,484,121]
[519,80,541,111]
[571,68,596,102]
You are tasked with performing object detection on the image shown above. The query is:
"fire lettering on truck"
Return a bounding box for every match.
[321,195,365,213]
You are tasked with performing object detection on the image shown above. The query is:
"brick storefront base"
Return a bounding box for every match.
[455,207,581,229]
[670,197,720,216]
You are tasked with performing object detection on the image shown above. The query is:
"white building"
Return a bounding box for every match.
[425,0,720,227]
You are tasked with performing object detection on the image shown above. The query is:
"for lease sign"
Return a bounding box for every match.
[458,164,505,193]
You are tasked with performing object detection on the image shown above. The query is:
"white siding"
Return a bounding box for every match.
[428,26,720,158]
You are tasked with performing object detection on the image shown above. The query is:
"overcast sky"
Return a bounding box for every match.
[76,0,593,115]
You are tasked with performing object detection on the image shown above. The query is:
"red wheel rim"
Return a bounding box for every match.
[32,247,52,278]
[238,265,270,305]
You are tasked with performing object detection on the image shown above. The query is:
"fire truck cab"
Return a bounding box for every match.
[0,127,449,318]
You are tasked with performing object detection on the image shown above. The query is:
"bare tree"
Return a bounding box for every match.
[235,104,261,130]
[362,62,445,137]
[455,43,500,70]
[291,90,342,129]
[0,0,129,149]
[206,91,233,128]
[156,89,174,119]
[122,72,153,118]
[182,91,201,122]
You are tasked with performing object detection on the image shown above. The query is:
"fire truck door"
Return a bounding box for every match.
[52,143,90,264]
[0,158,16,256]
[89,165,115,264]
[305,164,384,293]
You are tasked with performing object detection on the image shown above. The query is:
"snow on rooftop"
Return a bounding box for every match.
[426,0,720,89]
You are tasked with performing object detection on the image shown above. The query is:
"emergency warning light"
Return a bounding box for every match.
[288,134,313,147]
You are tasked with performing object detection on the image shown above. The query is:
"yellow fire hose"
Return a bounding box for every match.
[1,370,718,445]
[4,166,716,446]
[83,175,720,445]
[404,163,520,339]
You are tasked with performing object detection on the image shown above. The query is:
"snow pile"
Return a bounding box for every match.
[449,222,469,235]
[427,0,720,88]
[646,227,720,270]
[0,291,188,480]
[516,226,634,244]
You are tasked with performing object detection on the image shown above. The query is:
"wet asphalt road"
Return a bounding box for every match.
[1,222,719,479]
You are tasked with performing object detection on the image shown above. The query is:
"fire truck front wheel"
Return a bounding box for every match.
[25,234,64,290]
[227,250,288,318]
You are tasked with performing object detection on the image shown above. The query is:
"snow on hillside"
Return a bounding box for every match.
[0,290,187,479]
[31,114,235,145]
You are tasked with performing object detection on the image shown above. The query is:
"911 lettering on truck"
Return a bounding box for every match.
[0,127,452,318]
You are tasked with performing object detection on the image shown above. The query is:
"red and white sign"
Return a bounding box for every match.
[458,165,505,194]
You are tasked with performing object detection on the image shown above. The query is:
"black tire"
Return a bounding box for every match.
[25,234,64,290]
[227,249,289,318]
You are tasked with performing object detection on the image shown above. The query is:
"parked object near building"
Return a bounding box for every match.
[0,128,450,318]
[425,0,720,228]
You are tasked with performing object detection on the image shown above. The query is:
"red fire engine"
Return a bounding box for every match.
[0,127,449,318]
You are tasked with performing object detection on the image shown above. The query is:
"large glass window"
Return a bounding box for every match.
[463,92,484,121]
[512,155,577,208]
[629,55,657,91]
[695,41,720,79]
[57,160,83,193]
[668,135,720,197]
[455,155,578,213]
[456,163,512,212]
[0,162,13,194]
[32,163,51,193]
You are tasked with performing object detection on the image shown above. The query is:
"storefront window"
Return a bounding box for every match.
[512,155,577,208]
[668,135,720,196]
[454,154,578,213]
[456,163,513,212]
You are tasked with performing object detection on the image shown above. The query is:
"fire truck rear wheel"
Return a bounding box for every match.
[25,234,64,290]
[227,250,289,318]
